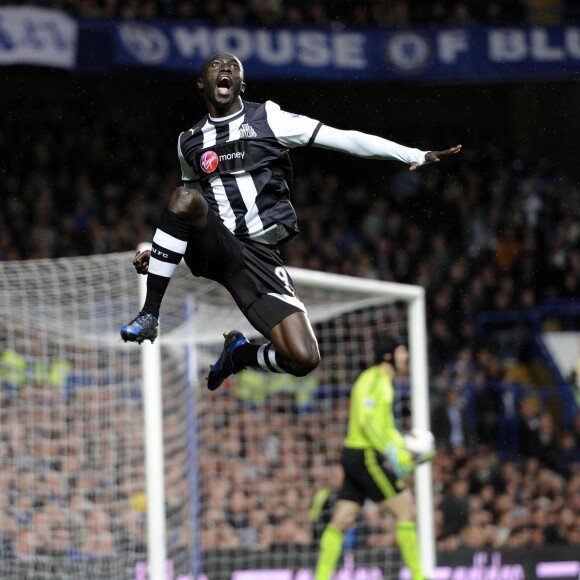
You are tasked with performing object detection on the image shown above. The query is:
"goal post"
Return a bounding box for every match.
[282,267,435,580]
[0,251,434,580]
[139,258,435,578]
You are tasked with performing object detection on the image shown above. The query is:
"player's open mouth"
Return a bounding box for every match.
[217,76,232,96]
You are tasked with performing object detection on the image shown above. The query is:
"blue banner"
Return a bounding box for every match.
[2,7,580,81]
[105,21,580,81]
[0,7,77,69]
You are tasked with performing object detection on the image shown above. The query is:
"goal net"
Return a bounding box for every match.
[0,251,432,580]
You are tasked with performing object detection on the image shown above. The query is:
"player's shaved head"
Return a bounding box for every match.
[201,53,244,76]
[197,52,245,117]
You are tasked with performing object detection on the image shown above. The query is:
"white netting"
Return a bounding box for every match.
[0,252,426,580]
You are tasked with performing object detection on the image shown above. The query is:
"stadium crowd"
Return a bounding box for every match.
[1,378,580,563]
[6,0,580,25]
[2,86,580,560]
[3,87,579,391]
[1,1,580,567]
[195,389,580,551]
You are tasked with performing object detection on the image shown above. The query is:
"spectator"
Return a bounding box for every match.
[439,479,470,539]
[225,489,252,545]
[517,394,542,458]
[49,527,74,558]
[431,387,472,452]
[536,412,559,470]
[12,528,39,561]
[551,432,580,479]
[471,370,502,449]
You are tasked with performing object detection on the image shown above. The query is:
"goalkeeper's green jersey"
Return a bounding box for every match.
[343,365,405,453]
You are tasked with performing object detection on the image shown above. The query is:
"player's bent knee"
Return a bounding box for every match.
[332,515,355,533]
[331,508,357,532]
[385,489,415,521]
[290,344,320,376]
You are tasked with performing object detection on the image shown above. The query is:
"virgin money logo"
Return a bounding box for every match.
[200,151,218,173]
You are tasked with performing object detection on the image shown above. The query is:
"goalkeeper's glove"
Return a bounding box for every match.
[385,444,414,479]
[411,447,436,466]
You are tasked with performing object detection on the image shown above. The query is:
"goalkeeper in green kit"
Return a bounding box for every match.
[315,335,435,580]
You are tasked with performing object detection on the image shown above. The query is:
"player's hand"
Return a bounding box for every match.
[413,449,436,465]
[409,144,462,171]
[133,250,151,275]
[385,444,414,479]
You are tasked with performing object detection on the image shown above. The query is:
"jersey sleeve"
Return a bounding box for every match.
[177,132,199,184]
[265,101,322,148]
[312,124,427,165]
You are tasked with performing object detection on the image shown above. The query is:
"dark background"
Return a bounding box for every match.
[3,67,579,175]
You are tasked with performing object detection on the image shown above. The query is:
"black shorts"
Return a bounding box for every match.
[338,447,405,505]
[183,210,306,336]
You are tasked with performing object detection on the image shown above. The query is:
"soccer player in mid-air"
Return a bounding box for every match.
[120,52,461,390]
[315,336,435,580]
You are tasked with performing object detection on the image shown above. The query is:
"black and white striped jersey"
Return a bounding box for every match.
[177,100,322,246]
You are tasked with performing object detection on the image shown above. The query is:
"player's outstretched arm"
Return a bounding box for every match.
[312,124,461,169]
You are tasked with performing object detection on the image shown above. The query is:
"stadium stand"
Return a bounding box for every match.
[1,0,579,570]
[0,0,535,25]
